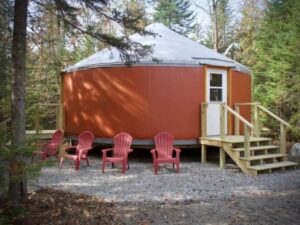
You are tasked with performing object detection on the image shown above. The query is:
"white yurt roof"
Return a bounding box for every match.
[64,23,250,74]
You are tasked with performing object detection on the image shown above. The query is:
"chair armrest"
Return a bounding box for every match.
[102,148,113,158]
[64,146,77,151]
[173,148,181,159]
[128,149,134,153]
[79,147,92,154]
[150,149,157,159]
[173,148,181,153]
[102,148,113,153]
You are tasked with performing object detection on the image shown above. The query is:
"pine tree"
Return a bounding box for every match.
[254,0,300,139]
[153,0,195,35]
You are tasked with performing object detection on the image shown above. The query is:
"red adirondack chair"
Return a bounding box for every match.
[151,132,181,175]
[102,132,133,174]
[31,129,64,163]
[59,131,94,170]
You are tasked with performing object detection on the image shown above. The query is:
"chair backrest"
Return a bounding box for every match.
[154,132,174,159]
[77,131,94,153]
[47,129,64,155]
[50,129,64,146]
[113,132,133,157]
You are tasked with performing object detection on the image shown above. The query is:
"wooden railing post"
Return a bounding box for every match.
[244,125,250,159]
[220,103,225,139]
[234,105,240,135]
[280,123,286,155]
[201,103,207,138]
[35,104,40,134]
[55,105,60,129]
[253,104,260,137]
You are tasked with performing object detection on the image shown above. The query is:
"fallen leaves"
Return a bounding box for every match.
[10,188,122,225]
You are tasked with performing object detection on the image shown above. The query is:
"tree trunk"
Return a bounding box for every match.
[9,0,28,204]
[212,0,219,52]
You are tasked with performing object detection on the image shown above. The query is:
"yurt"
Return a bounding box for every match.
[62,23,251,146]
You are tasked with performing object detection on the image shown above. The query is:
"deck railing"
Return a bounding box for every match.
[33,103,64,133]
[201,103,254,159]
[235,103,291,154]
[220,104,254,159]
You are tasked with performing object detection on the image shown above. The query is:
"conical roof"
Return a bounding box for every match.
[64,23,250,74]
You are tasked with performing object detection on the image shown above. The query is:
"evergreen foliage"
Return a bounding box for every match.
[153,0,195,35]
[254,0,300,139]
[0,0,13,121]
[235,0,264,67]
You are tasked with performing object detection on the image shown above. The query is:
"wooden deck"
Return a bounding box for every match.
[26,130,56,139]
[199,135,298,176]
[200,135,272,144]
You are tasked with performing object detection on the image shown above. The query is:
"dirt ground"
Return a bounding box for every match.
[1,188,299,225]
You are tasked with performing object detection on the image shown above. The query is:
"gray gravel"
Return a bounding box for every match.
[29,158,300,203]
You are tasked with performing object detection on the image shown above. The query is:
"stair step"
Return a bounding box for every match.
[240,154,287,161]
[233,145,278,152]
[248,161,298,171]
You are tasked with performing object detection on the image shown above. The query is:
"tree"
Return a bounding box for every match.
[8,0,152,205]
[9,0,29,203]
[196,0,235,52]
[153,0,195,35]
[253,0,300,139]
[235,0,264,67]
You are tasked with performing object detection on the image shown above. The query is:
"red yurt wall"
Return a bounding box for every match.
[230,70,252,134]
[63,66,205,139]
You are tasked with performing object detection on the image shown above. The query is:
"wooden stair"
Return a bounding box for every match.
[201,136,298,176]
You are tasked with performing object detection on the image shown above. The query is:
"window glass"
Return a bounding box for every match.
[210,73,222,87]
[210,88,222,101]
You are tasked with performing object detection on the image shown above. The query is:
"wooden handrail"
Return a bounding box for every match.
[223,104,254,129]
[257,105,290,127]
[234,102,290,154]
[234,102,259,106]
[220,104,253,159]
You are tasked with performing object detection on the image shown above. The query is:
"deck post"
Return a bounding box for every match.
[219,147,225,169]
[35,104,40,134]
[220,104,225,140]
[58,103,64,130]
[280,123,286,155]
[234,105,240,135]
[253,104,260,137]
[201,103,207,137]
[201,144,207,163]
[244,126,250,159]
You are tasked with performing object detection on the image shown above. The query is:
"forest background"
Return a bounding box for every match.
[1,0,299,137]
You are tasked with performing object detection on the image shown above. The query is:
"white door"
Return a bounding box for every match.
[206,68,227,136]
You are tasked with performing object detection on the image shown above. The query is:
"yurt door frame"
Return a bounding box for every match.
[206,68,227,136]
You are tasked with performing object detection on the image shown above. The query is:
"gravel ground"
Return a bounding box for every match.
[29,157,300,203]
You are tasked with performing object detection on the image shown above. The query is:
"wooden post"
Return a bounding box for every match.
[35,104,40,134]
[201,144,207,163]
[234,105,240,135]
[253,104,260,137]
[58,103,64,130]
[219,147,225,169]
[201,103,207,138]
[280,123,286,155]
[244,126,250,159]
[220,104,225,139]
[55,105,59,129]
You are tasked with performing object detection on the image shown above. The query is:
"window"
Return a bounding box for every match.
[209,73,223,102]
